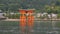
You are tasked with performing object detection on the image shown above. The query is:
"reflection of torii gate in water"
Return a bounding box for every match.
[19,9,35,34]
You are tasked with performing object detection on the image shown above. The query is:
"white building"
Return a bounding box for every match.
[0,11,6,19]
[48,13,57,19]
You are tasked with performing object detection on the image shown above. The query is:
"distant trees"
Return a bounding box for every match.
[0,0,60,13]
[0,0,54,11]
[56,0,60,6]
[44,3,60,14]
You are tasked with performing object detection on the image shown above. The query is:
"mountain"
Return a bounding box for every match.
[0,0,58,11]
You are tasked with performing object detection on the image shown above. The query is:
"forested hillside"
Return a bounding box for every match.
[0,0,60,12]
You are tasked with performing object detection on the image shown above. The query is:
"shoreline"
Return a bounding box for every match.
[1,19,60,21]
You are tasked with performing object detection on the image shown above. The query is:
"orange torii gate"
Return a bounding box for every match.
[19,9,35,34]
